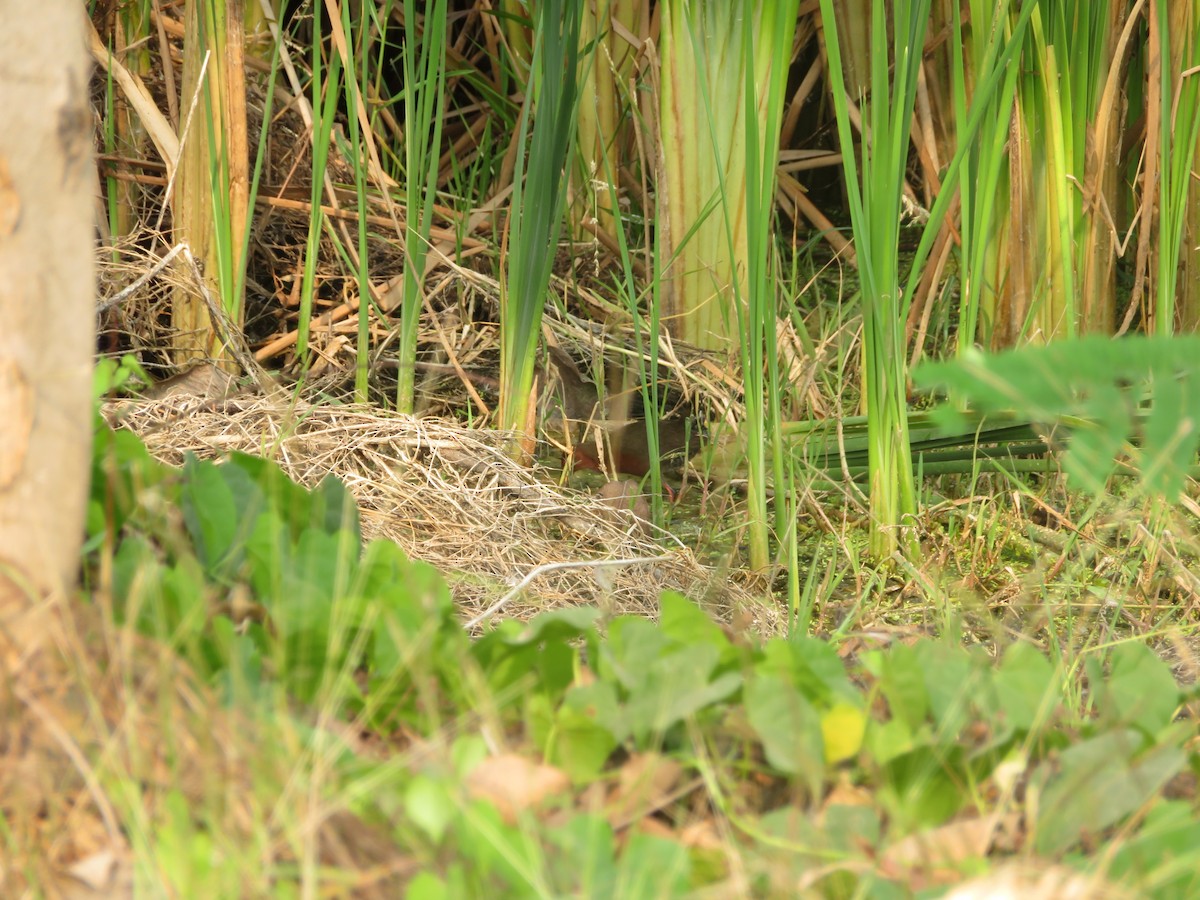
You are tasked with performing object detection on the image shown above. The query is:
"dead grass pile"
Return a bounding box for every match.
[103,392,776,632]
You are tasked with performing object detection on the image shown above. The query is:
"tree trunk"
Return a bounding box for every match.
[0,0,95,649]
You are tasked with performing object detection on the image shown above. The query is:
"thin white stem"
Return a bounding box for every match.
[464,555,672,631]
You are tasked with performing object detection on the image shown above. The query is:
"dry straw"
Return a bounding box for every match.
[105,393,777,633]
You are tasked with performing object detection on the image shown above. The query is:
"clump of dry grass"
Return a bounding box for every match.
[104,392,779,633]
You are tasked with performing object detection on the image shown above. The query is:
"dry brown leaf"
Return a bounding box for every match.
[56,848,134,899]
[822,774,874,810]
[883,814,1017,869]
[465,753,569,824]
[608,752,684,825]
[679,818,723,851]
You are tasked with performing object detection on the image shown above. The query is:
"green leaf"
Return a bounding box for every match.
[598,617,673,691]
[210,616,263,702]
[564,681,625,744]
[369,549,460,677]
[459,799,554,894]
[614,832,690,900]
[89,423,166,537]
[790,636,858,705]
[745,674,824,786]
[180,455,246,574]
[309,474,361,542]
[548,815,617,896]
[758,636,857,708]
[452,735,489,780]
[1105,643,1180,735]
[994,642,1059,732]
[879,747,967,830]
[223,453,360,544]
[356,539,412,594]
[362,545,465,688]
[272,529,355,636]
[245,507,306,599]
[878,642,929,731]
[1141,370,1194,499]
[158,560,213,645]
[405,872,450,900]
[550,705,618,783]
[914,641,986,738]
[471,608,588,701]
[405,775,455,843]
[108,539,157,620]
[263,528,364,700]
[823,804,881,854]
[504,606,600,646]
[914,336,1200,500]
[1034,729,1186,854]
[622,644,741,742]
[865,716,924,766]
[756,639,795,680]
[1106,801,1200,897]
[658,591,731,657]
[536,638,577,698]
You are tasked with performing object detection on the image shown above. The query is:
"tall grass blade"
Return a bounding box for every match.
[296,12,341,367]
[993,1,1128,344]
[737,1,799,572]
[951,0,1021,353]
[339,2,374,403]
[396,0,449,413]
[818,0,930,557]
[1153,0,1200,334]
[498,0,582,451]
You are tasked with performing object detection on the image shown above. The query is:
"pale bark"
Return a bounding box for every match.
[0,0,95,641]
